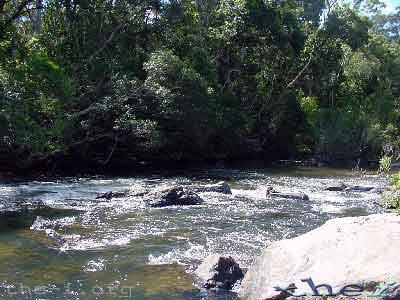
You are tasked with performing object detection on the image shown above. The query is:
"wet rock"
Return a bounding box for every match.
[344,185,375,192]
[195,255,245,290]
[190,181,232,195]
[266,187,309,201]
[145,187,204,207]
[240,213,400,300]
[96,191,128,200]
[325,182,347,191]
[325,183,378,193]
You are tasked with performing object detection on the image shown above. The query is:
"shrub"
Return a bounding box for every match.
[379,155,392,173]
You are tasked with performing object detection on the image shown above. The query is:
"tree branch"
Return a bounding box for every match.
[286,55,313,88]
[2,0,32,29]
[87,23,126,65]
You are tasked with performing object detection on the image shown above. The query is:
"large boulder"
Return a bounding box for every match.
[240,214,400,300]
[195,255,245,290]
[145,187,204,207]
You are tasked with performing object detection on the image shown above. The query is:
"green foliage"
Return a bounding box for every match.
[379,155,392,173]
[0,0,400,169]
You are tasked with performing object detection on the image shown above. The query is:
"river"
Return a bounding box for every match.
[0,167,387,300]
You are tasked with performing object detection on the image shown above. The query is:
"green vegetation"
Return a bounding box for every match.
[379,155,392,173]
[0,0,400,172]
[383,172,400,212]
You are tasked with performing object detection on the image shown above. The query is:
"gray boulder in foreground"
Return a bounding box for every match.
[240,214,400,300]
[195,254,245,290]
[145,187,204,207]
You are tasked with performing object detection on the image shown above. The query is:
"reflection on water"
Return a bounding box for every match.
[0,167,387,299]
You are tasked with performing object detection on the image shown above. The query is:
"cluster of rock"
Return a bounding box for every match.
[325,182,383,193]
[97,181,232,208]
[95,180,387,210]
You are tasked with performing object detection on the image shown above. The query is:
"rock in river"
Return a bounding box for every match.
[145,187,204,207]
[240,213,400,300]
[96,191,128,200]
[344,185,375,192]
[325,183,376,193]
[266,187,309,201]
[96,181,232,201]
[325,182,347,191]
[195,255,245,290]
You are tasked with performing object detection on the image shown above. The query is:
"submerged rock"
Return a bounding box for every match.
[325,182,347,191]
[0,209,37,230]
[266,187,309,201]
[0,201,82,231]
[190,181,232,195]
[325,183,377,193]
[195,255,245,290]
[96,191,128,200]
[344,185,375,192]
[240,213,400,300]
[145,187,204,207]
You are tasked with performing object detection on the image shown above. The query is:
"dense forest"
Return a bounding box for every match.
[0,0,399,173]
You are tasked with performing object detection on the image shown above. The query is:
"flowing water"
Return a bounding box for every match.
[0,167,387,300]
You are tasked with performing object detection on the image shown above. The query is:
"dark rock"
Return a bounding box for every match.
[266,187,309,201]
[344,185,375,192]
[96,191,127,200]
[325,183,347,191]
[325,183,377,193]
[146,187,204,207]
[196,255,245,290]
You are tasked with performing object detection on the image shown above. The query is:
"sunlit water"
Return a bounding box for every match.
[0,167,387,300]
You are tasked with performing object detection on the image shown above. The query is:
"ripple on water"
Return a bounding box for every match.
[0,167,389,300]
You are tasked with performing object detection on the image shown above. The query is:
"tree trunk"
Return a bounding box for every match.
[33,0,42,34]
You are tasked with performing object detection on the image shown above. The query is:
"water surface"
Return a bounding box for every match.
[0,167,387,299]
